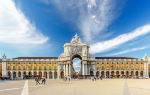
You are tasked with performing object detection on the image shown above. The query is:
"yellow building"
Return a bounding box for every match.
[0,34,149,79]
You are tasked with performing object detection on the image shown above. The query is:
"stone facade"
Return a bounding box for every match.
[0,34,150,79]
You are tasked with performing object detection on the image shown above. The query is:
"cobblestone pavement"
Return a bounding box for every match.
[0,79,150,95]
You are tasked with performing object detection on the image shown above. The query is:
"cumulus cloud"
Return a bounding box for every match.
[90,24,150,54]
[0,0,48,45]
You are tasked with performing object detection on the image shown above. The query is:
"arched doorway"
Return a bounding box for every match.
[121,71,124,78]
[96,71,99,77]
[54,71,57,79]
[23,71,26,79]
[101,71,104,78]
[49,71,52,79]
[135,71,138,78]
[72,54,82,77]
[39,71,42,78]
[116,71,119,78]
[126,71,129,78]
[140,71,143,77]
[131,71,134,78]
[18,71,21,78]
[111,71,114,78]
[28,72,31,78]
[13,72,16,79]
[8,71,11,79]
[90,69,94,76]
[106,71,109,78]
[44,71,47,78]
[60,71,64,79]
[34,71,37,77]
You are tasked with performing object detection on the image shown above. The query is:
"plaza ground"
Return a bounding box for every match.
[0,79,150,95]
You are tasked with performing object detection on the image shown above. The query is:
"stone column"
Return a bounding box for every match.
[2,61,7,77]
[119,71,121,78]
[31,71,33,77]
[82,62,84,75]
[11,71,13,80]
[99,71,101,77]
[144,61,149,78]
[47,71,49,79]
[26,71,28,76]
[66,64,68,76]
[68,63,71,76]
[94,64,96,77]
[52,71,54,79]
[63,64,66,76]
[67,61,70,76]
[68,63,70,76]
[42,71,44,77]
[21,71,23,79]
[104,71,106,78]
[85,63,87,75]
[16,71,18,80]
[57,64,60,79]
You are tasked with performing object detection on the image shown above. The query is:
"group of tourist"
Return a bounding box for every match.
[91,76,103,81]
[35,77,46,85]
[64,76,71,82]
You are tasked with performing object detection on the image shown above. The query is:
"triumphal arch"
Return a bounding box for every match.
[0,34,149,79]
[58,34,95,78]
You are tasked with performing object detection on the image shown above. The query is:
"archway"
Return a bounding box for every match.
[60,71,64,79]
[39,71,42,78]
[34,71,37,77]
[131,71,134,78]
[135,71,138,78]
[121,71,124,78]
[96,71,99,77]
[126,71,129,78]
[23,71,26,79]
[8,71,11,79]
[116,71,119,78]
[54,71,57,79]
[111,71,114,78]
[44,71,47,78]
[18,71,21,78]
[13,72,16,79]
[101,71,104,78]
[90,69,94,76]
[49,71,52,79]
[28,72,31,78]
[140,71,143,77]
[72,54,82,77]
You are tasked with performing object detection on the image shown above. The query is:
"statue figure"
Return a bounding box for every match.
[71,33,81,44]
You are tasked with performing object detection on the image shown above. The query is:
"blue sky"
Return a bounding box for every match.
[0,0,150,58]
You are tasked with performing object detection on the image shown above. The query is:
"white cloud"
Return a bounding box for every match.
[90,24,150,54]
[50,0,122,42]
[0,0,48,44]
[73,58,81,72]
[80,0,117,41]
[111,46,150,56]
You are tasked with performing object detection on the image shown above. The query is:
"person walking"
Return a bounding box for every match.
[94,76,96,81]
[68,76,71,82]
[41,77,46,85]
[64,76,67,82]
[100,75,102,80]
[35,77,40,85]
